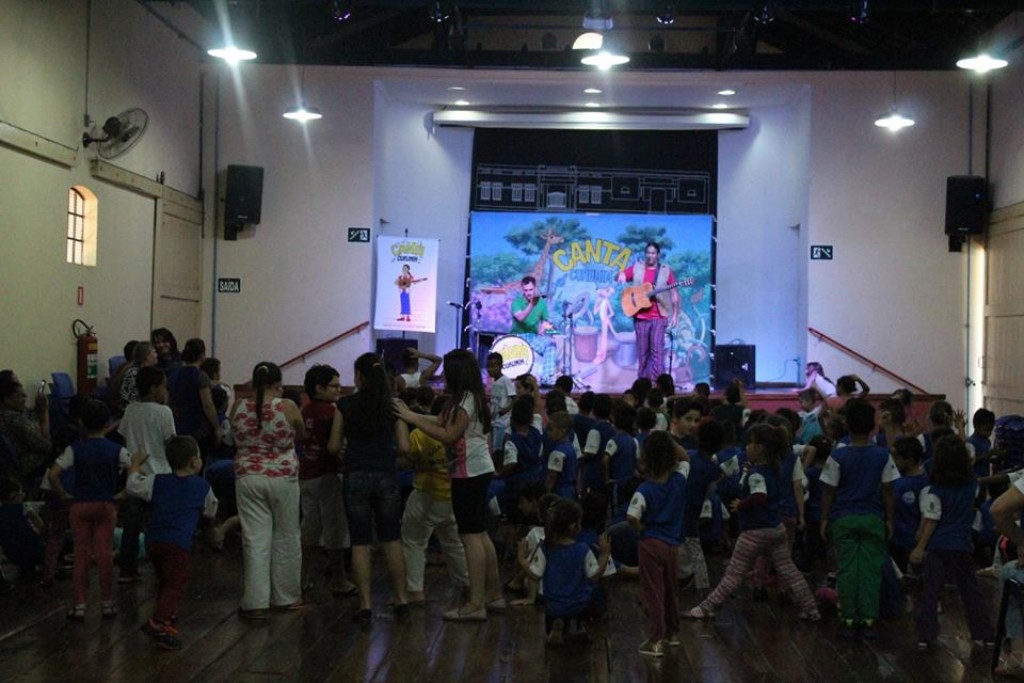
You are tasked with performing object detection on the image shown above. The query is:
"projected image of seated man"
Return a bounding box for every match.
[509,276,557,386]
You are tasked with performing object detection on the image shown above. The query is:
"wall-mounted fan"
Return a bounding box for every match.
[82,108,149,159]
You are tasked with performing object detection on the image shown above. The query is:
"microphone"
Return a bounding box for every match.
[447,301,464,309]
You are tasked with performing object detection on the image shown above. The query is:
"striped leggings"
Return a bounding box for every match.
[700,524,817,614]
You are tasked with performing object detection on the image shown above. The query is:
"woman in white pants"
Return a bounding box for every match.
[231,361,305,619]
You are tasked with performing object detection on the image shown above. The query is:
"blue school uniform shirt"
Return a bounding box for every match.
[582,420,616,492]
[967,433,992,479]
[891,472,929,550]
[716,446,746,502]
[545,440,578,500]
[528,541,598,618]
[626,465,688,546]
[737,463,781,531]
[819,444,900,520]
[919,481,977,552]
[503,426,545,489]
[605,433,638,484]
[683,451,719,538]
[572,414,595,453]
[149,474,216,551]
[55,438,130,503]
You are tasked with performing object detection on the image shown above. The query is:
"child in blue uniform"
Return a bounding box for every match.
[544,412,578,500]
[684,423,819,623]
[518,498,610,645]
[602,402,638,518]
[911,435,994,651]
[889,436,928,574]
[627,431,689,657]
[127,435,218,649]
[819,399,899,639]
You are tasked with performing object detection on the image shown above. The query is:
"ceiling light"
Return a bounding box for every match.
[874,109,915,131]
[283,103,323,122]
[447,86,465,91]
[331,0,354,22]
[585,102,601,108]
[753,2,775,24]
[656,4,676,25]
[581,50,630,70]
[956,53,1009,73]
[428,0,452,24]
[848,0,869,24]
[584,88,603,94]
[717,89,736,96]
[572,32,604,50]
[207,45,258,65]
[453,99,470,106]
[712,103,729,109]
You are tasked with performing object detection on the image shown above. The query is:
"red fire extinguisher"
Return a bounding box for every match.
[73,319,98,394]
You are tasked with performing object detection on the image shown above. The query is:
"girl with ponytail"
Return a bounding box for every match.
[338,353,411,621]
[684,423,820,622]
[231,361,305,619]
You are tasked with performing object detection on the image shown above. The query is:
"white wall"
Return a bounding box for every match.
[804,71,975,403]
[211,66,377,387]
[0,0,202,386]
[717,94,811,385]
[989,58,1024,209]
[373,89,475,357]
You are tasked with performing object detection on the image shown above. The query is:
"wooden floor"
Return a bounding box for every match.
[0,539,1007,683]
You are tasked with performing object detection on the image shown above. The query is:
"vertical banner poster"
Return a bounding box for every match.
[468,212,713,392]
[374,236,440,333]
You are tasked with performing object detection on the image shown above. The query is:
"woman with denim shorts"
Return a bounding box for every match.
[339,353,411,621]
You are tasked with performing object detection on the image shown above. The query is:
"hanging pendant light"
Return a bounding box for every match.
[283,67,323,122]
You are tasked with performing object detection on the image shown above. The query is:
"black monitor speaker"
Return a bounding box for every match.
[944,175,986,236]
[225,165,264,227]
[713,344,755,389]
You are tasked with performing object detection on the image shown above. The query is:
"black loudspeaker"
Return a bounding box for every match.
[225,165,264,226]
[945,175,986,236]
[376,338,417,376]
[713,344,756,389]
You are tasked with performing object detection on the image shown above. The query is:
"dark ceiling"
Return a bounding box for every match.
[177,1,1020,71]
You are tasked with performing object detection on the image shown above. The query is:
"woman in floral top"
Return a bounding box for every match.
[231,361,305,619]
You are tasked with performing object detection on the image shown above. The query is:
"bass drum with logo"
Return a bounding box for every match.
[489,335,535,380]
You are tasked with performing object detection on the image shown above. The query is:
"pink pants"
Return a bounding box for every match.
[69,502,116,605]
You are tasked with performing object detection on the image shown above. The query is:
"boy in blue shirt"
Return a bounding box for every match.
[127,435,217,650]
[819,399,899,639]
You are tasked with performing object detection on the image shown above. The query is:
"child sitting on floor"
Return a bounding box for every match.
[518,498,611,646]
[127,435,218,650]
[543,412,578,500]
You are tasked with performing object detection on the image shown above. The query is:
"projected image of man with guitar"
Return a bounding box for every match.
[617,242,695,381]
[395,264,428,322]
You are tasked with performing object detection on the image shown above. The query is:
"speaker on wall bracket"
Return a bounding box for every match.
[945,175,986,237]
[713,344,755,390]
[223,165,264,241]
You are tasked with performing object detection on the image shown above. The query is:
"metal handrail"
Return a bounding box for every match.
[808,326,928,394]
[279,321,371,371]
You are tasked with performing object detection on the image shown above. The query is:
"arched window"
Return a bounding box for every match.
[67,186,97,266]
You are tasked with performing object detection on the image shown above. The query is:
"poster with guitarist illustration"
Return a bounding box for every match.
[374,235,440,333]
[468,212,713,391]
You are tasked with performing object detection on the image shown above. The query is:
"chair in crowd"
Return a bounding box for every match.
[49,372,75,421]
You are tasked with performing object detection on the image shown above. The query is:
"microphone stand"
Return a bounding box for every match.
[448,302,464,350]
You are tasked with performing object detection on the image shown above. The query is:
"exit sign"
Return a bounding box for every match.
[218,278,241,293]
[348,227,370,243]
[810,245,834,260]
